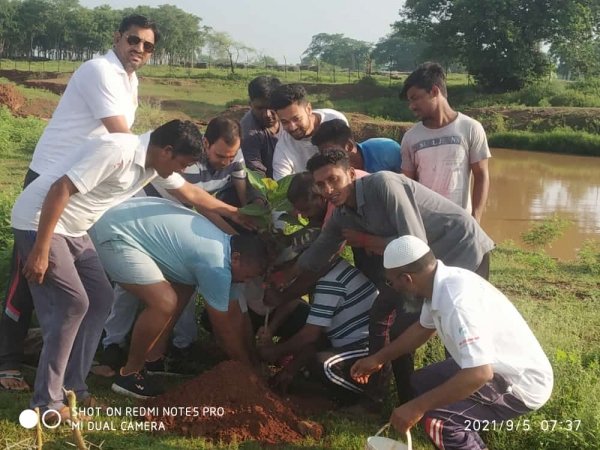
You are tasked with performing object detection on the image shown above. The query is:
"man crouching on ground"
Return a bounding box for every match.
[90,197,268,399]
[351,236,553,450]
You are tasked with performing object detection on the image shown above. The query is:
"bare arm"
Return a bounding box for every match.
[258,324,322,363]
[263,265,329,308]
[232,177,248,206]
[100,116,130,133]
[470,159,489,223]
[206,300,253,365]
[390,364,494,433]
[351,321,435,383]
[260,298,306,341]
[167,182,255,231]
[342,230,390,256]
[22,176,79,284]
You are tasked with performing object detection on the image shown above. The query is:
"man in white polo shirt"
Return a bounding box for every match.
[0,14,159,391]
[351,236,553,450]
[270,83,348,180]
[29,14,158,176]
[11,120,243,421]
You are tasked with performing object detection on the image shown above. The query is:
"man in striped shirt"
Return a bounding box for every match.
[258,257,379,403]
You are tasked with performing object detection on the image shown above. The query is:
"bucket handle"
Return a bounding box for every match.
[375,423,412,450]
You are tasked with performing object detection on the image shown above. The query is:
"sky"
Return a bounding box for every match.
[78,0,405,63]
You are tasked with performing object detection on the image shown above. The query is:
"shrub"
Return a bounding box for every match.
[521,216,571,249]
[489,129,600,156]
[0,106,45,159]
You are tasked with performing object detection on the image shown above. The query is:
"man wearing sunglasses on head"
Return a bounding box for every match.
[0,15,159,391]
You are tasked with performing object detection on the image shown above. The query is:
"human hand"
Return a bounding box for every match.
[269,368,295,393]
[229,210,259,231]
[256,342,279,363]
[256,326,273,346]
[389,401,424,434]
[350,355,384,384]
[22,246,50,284]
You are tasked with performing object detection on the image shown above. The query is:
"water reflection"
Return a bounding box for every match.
[482,148,600,260]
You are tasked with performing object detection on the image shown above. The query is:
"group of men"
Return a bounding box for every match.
[0,13,553,450]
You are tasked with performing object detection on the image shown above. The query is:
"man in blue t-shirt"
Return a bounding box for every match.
[311,119,402,173]
[89,197,268,399]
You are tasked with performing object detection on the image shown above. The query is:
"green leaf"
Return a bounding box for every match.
[238,203,270,217]
[271,198,294,214]
[245,168,268,196]
[268,173,295,204]
[261,178,278,191]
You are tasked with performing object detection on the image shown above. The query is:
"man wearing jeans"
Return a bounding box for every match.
[352,236,553,449]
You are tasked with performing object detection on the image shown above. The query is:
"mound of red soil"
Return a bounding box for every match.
[0,83,25,113]
[144,361,317,444]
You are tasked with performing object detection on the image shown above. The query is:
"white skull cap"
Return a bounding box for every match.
[383,235,430,269]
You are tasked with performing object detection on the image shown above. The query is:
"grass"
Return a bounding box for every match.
[0,243,598,449]
[0,86,599,449]
[5,59,600,155]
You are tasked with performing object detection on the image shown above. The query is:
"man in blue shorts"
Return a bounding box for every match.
[90,197,269,399]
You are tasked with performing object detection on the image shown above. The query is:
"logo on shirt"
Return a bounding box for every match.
[414,136,461,152]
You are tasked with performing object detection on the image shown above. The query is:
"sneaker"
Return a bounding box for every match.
[144,358,166,375]
[165,356,198,376]
[100,344,126,371]
[111,370,164,399]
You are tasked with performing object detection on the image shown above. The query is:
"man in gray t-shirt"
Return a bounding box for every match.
[282,148,494,405]
[240,76,283,179]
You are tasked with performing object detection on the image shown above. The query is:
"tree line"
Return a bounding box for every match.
[0,0,272,72]
[1,0,598,91]
[302,1,600,92]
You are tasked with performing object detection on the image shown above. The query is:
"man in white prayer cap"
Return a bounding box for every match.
[351,235,553,450]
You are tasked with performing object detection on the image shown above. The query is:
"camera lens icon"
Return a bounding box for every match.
[19,408,62,429]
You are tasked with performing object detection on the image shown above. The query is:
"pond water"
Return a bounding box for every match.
[481,148,600,260]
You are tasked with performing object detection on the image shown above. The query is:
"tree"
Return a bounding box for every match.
[206,31,253,74]
[151,5,205,66]
[372,28,428,71]
[302,33,372,79]
[0,0,17,57]
[396,0,589,91]
[548,1,600,78]
[15,0,50,59]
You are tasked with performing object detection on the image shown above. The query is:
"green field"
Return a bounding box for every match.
[0,73,599,448]
[4,61,600,155]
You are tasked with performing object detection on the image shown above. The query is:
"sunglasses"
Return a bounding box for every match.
[125,34,155,53]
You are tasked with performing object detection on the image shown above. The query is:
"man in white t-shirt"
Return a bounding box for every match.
[0,14,159,391]
[400,62,491,222]
[270,83,348,180]
[352,236,553,449]
[10,120,248,421]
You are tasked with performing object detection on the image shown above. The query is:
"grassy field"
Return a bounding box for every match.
[4,60,600,155]
[0,106,599,449]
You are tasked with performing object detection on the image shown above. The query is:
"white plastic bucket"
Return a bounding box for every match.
[365,423,412,450]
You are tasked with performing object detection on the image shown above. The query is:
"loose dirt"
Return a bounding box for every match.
[0,83,25,113]
[143,360,325,444]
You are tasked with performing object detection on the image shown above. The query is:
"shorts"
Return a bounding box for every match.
[94,239,165,285]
